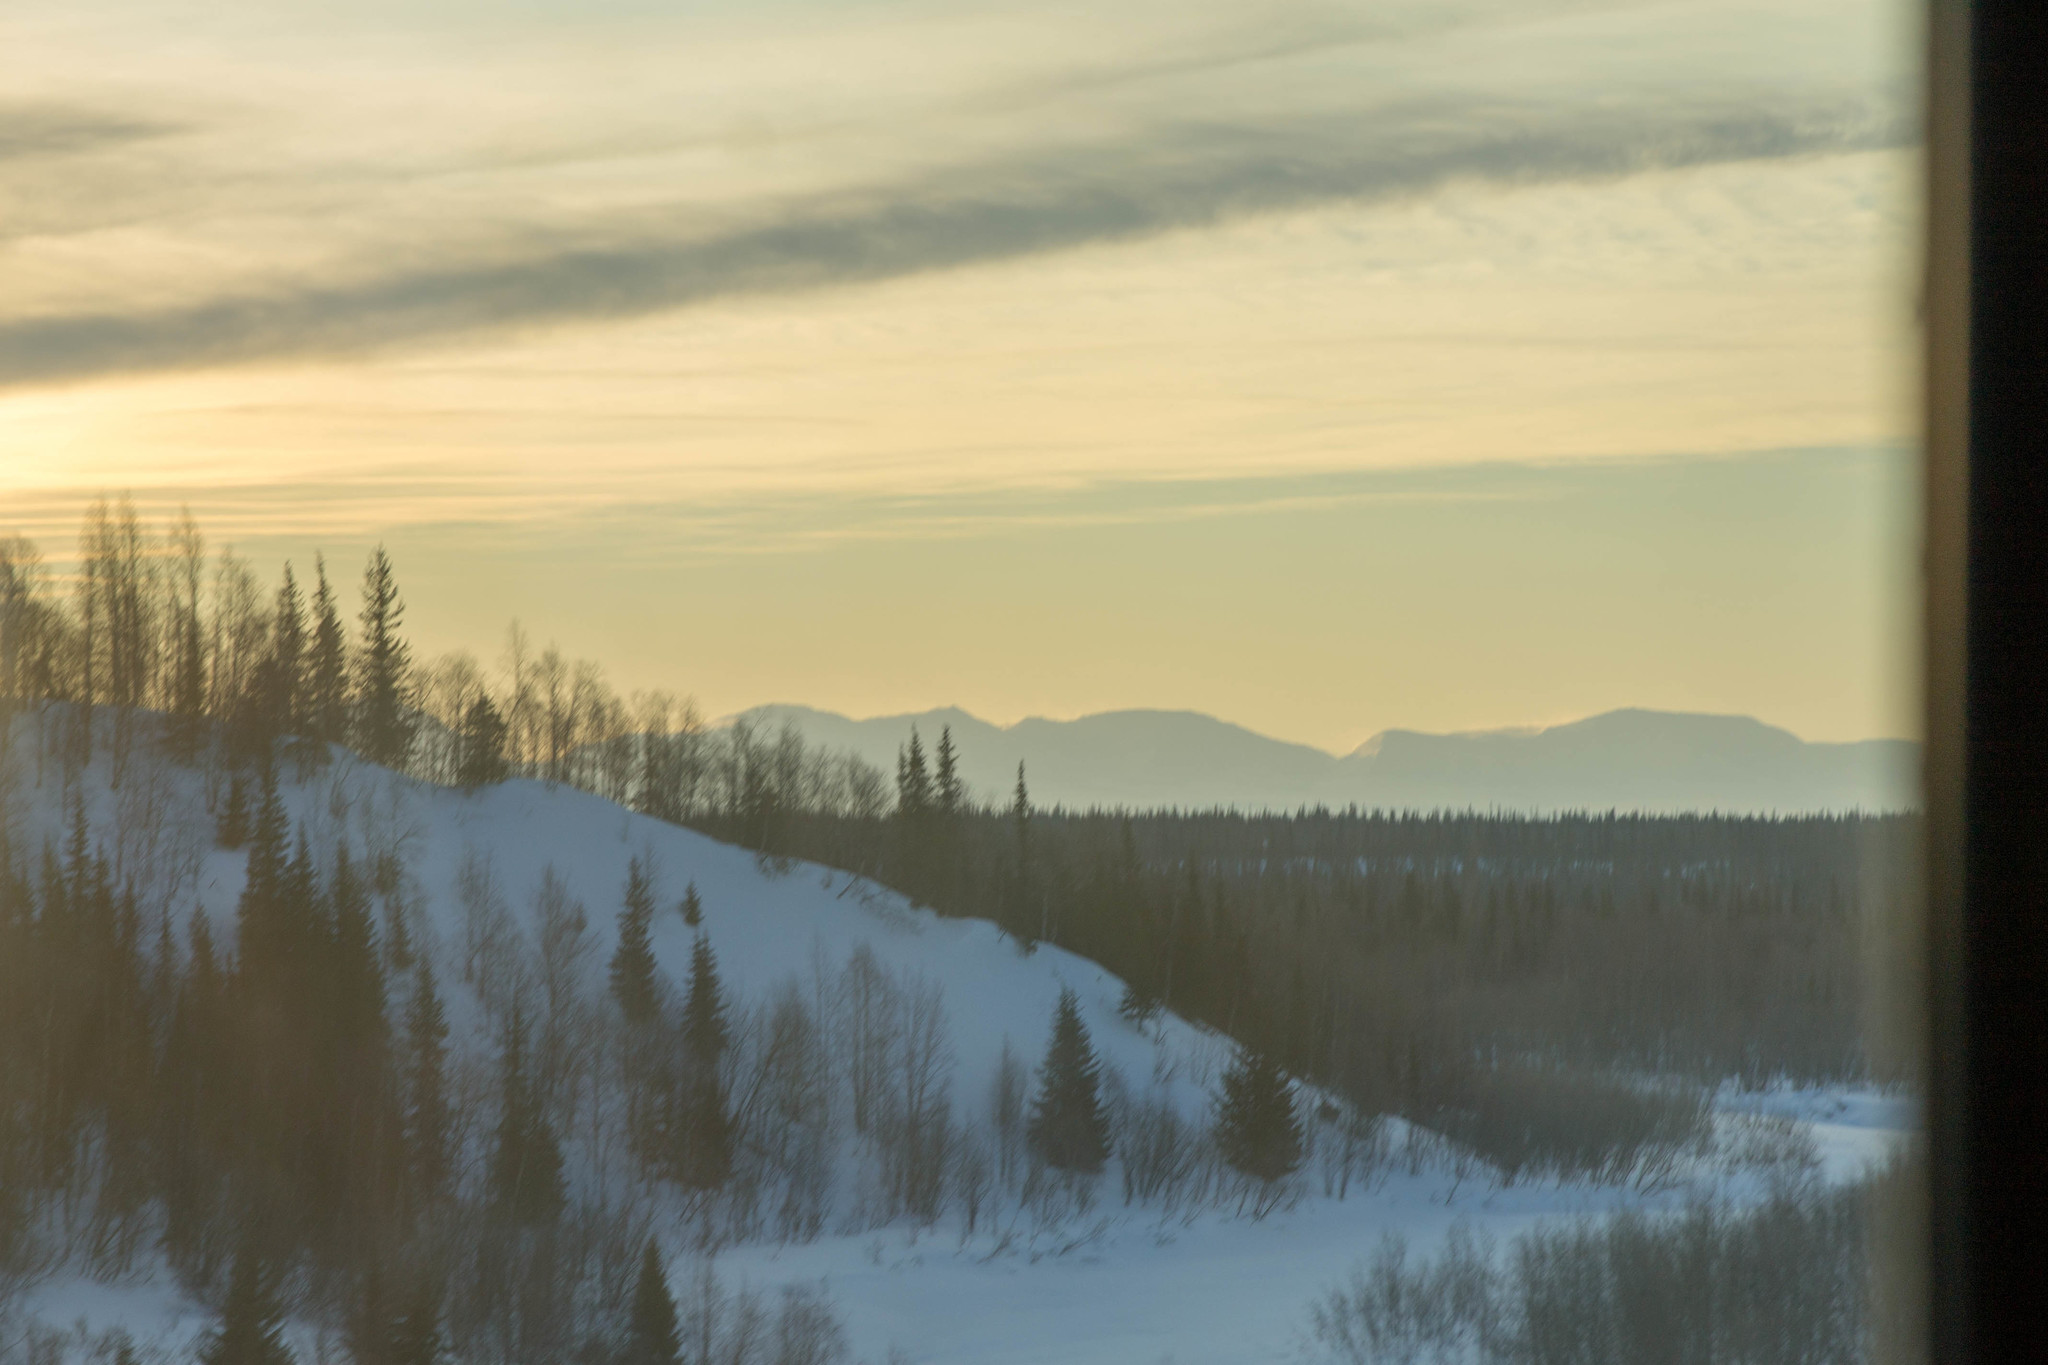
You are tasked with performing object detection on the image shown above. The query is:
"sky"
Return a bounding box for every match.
[0,0,1920,752]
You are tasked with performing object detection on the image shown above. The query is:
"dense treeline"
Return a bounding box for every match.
[767,796,1913,1099]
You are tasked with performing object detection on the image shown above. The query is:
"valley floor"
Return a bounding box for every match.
[11,1083,1910,1364]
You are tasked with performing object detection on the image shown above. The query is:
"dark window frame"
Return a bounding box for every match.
[1923,1,2048,1358]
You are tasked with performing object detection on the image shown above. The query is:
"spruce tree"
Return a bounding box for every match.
[353,546,415,769]
[487,1013,563,1222]
[218,772,250,849]
[676,933,732,1188]
[929,725,964,901]
[236,765,290,977]
[675,1065,732,1191]
[934,726,962,815]
[623,1240,682,1365]
[200,1244,296,1365]
[304,554,349,747]
[455,694,508,790]
[681,933,728,1063]
[610,857,659,1026]
[895,728,932,896]
[1009,762,1035,946]
[270,563,305,737]
[1213,1047,1302,1182]
[329,842,391,1226]
[1026,988,1110,1172]
[1011,763,1030,855]
[678,882,703,928]
[402,960,450,1197]
[331,843,387,1045]
[160,911,227,1266]
[895,729,931,818]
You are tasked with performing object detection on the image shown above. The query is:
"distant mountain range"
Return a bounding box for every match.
[730,705,1919,815]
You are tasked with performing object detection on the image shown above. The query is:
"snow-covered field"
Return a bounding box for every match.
[0,735,1916,1363]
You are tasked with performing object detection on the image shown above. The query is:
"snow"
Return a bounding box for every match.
[0,729,1918,1363]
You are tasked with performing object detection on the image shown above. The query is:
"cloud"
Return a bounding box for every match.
[0,100,177,162]
[0,85,1905,389]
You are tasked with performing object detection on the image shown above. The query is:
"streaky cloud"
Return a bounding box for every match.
[0,100,179,162]
[0,89,1906,389]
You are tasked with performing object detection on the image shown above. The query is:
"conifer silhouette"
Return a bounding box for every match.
[675,933,733,1188]
[217,772,249,848]
[1214,1047,1302,1182]
[1027,988,1110,1172]
[303,554,349,747]
[199,1244,295,1365]
[353,546,415,769]
[681,933,729,1063]
[623,1240,682,1365]
[403,960,451,1195]
[487,1013,563,1222]
[455,694,508,790]
[610,857,659,1026]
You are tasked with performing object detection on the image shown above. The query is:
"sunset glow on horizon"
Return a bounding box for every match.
[0,0,1919,751]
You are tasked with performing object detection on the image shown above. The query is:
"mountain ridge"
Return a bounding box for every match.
[728,704,1918,815]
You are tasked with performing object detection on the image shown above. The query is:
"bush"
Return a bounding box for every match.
[1308,1157,1907,1365]
[1310,1223,1501,1365]
[1118,1092,1204,1209]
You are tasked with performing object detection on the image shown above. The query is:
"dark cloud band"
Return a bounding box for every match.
[0,101,178,162]
[0,89,1906,389]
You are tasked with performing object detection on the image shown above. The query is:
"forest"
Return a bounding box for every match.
[0,498,1915,1363]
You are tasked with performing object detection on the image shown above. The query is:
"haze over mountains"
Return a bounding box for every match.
[734,706,1918,815]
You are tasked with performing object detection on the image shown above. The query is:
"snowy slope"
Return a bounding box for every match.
[0,728,1914,1363]
[4,740,1236,1128]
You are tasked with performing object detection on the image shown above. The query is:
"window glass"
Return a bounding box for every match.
[0,1,1922,1360]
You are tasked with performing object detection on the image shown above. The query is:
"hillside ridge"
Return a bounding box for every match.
[730,704,1919,814]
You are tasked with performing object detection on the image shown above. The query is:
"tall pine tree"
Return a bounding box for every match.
[270,563,305,738]
[1213,1046,1302,1182]
[623,1240,682,1365]
[895,729,931,820]
[487,1011,563,1223]
[402,960,450,1198]
[673,933,732,1188]
[304,554,349,748]
[610,857,659,1026]
[895,728,933,898]
[199,1244,295,1365]
[353,546,414,769]
[235,765,291,982]
[681,933,729,1063]
[1008,762,1037,947]
[1026,988,1110,1172]
[455,694,508,790]
[328,840,394,1244]
[217,772,250,849]
[934,726,962,816]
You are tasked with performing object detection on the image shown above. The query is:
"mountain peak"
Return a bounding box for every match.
[732,705,1917,814]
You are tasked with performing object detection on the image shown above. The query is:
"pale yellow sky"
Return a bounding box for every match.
[0,0,1919,749]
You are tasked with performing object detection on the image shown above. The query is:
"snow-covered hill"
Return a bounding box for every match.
[0,723,1912,1363]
